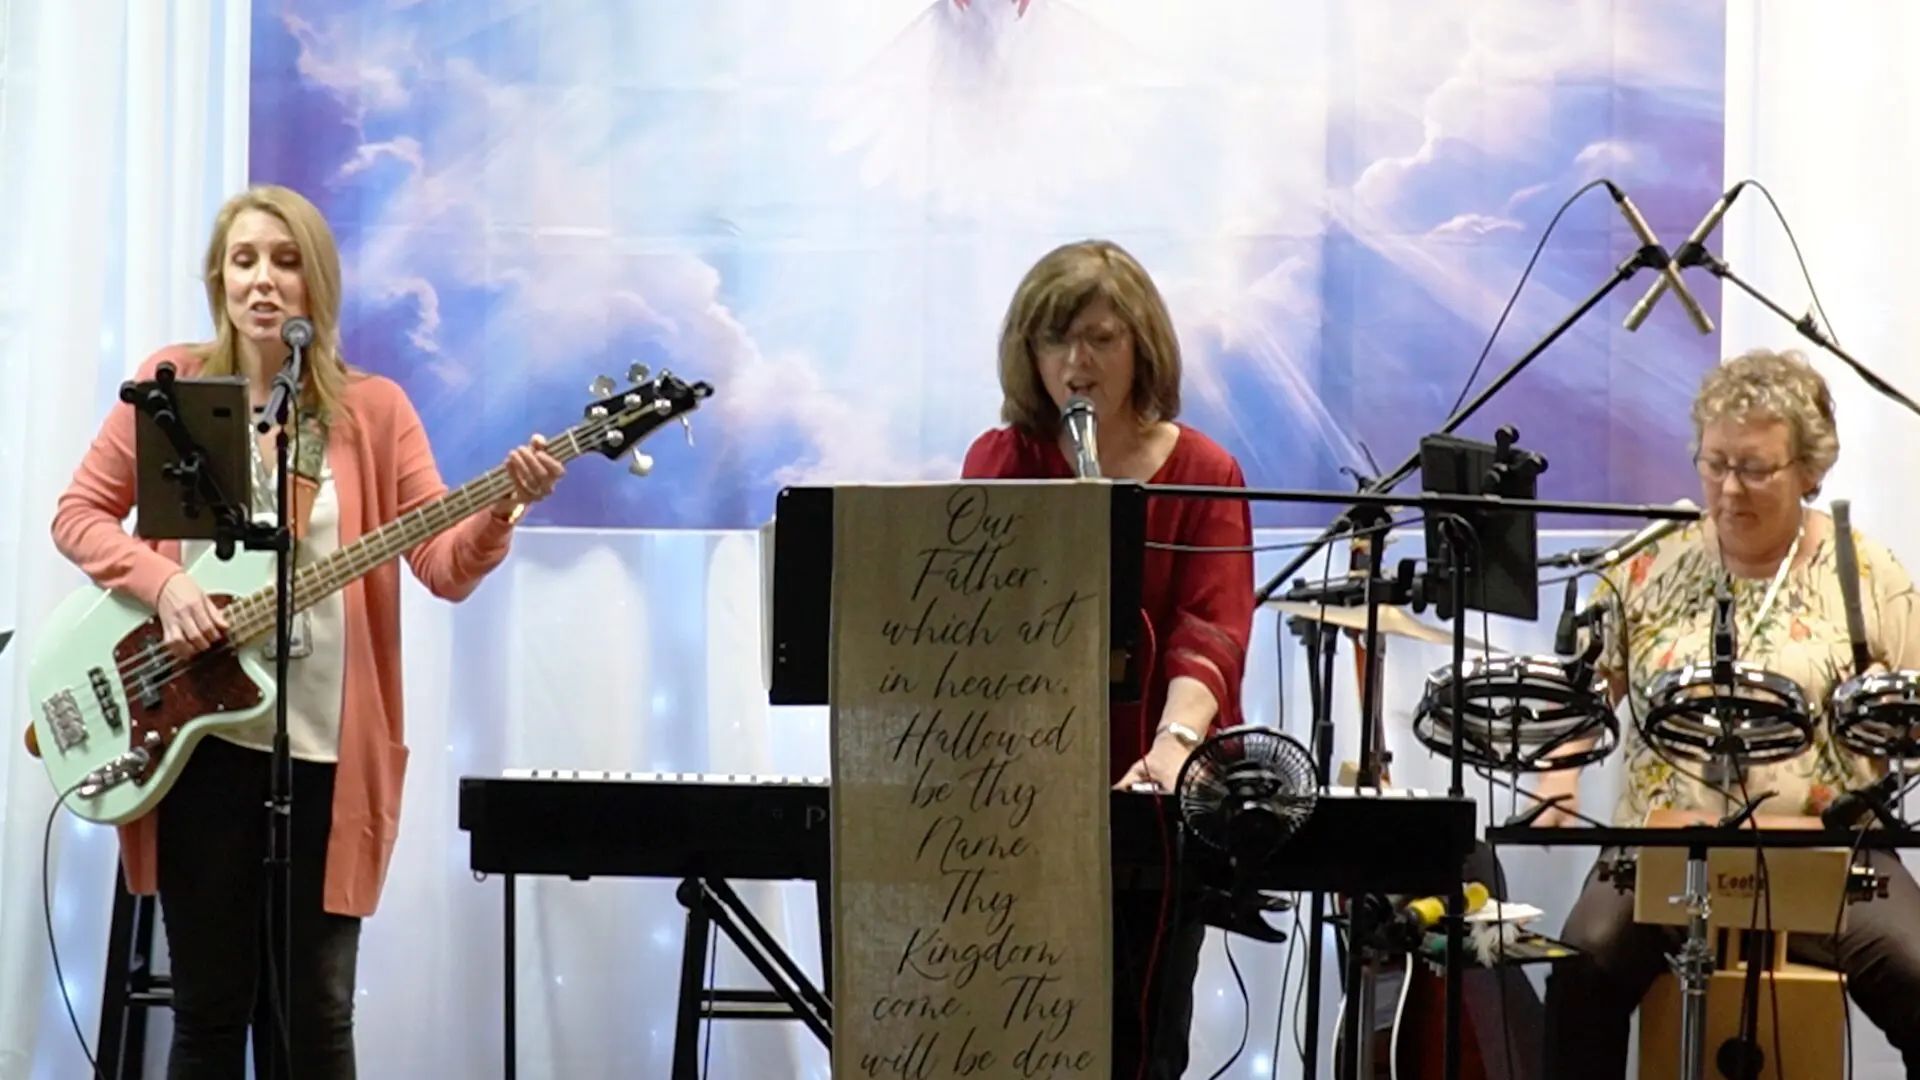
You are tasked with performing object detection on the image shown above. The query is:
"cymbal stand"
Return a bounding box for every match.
[1281,504,1405,1080]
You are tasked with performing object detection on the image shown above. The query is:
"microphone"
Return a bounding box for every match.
[1832,499,1874,677]
[1711,576,1737,690]
[1062,394,1100,479]
[1554,577,1581,656]
[280,316,315,350]
[258,317,314,433]
[1605,182,1714,335]
[1540,498,1701,569]
[1624,181,1749,332]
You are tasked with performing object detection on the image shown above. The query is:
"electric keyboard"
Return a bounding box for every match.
[458,769,1476,896]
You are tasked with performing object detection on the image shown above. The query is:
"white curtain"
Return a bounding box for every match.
[0,1,251,1077]
[2,2,1918,1079]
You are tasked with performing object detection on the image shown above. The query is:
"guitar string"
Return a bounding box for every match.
[99,398,652,715]
[108,420,597,692]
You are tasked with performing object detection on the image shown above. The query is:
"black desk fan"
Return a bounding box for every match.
[1175,724,1319,861]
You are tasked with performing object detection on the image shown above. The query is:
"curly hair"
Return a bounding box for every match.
[1692,348,1839,496]
[994,239,1182,438]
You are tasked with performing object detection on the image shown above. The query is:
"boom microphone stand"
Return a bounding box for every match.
[1678,242,1920,420]
[257,316,313,1080]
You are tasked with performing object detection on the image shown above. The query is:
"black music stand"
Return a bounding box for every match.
[126,369,257,549]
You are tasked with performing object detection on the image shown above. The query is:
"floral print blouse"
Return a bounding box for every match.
[1597,517,1920,825]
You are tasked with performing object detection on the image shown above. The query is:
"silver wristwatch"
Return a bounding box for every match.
[1157,722,1202,748]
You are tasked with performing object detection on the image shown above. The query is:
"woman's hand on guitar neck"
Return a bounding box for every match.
[157,573,228,659]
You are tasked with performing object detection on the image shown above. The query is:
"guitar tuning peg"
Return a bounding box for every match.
[627,362,650,383]
[680,415,695,447]
[590,375,616,398]
[628,449,654,477]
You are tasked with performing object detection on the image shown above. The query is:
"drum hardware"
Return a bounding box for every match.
[1412,653,1617,772]
[1642,661,1815,767]
[1641,589,1783,1080]
[1830,669,1920,768]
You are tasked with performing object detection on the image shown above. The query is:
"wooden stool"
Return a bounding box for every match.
[1630,810,1850,1080]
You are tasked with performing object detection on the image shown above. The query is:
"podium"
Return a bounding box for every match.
[1631,810,1852,1080]
[768,479,1146,1079]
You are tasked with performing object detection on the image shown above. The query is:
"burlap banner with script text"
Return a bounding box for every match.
[830,480,1113,1080]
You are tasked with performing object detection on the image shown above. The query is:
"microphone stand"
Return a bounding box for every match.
[1681,244,1920,419]
[258,334,305,1080]
[1254,238,1679,607]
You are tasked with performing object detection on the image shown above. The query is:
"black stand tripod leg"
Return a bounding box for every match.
[672,877,717,1080]
[502,873,517,1080]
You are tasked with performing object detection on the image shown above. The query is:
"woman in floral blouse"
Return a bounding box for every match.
[1539,349,1920,1078]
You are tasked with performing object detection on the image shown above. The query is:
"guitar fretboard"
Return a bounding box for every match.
[222,426,594,646]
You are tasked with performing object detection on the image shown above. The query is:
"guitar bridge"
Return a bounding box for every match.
[40,690,87,753]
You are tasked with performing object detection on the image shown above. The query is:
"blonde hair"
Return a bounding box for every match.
[1692,348,1839,495]
[995,239,1182,437]
[195,185,352,421]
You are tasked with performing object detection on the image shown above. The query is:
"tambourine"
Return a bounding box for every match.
[1829,670,1920,759]
[1643,661,1813,764]
[1413,654,1618,773]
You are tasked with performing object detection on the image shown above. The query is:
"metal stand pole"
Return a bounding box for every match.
[1673,844,1713,1080]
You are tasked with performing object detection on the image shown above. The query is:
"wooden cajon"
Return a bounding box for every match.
[1633,809,1849,1080]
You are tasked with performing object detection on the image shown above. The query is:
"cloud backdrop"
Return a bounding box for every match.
[249,0,1727,529]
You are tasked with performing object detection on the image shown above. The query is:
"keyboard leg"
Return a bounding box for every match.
[504,873,516,1080]
[814,875,832,992]
[708,878,833,1031]
[672,877,715,1080]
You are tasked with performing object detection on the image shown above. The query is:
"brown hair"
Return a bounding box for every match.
[195,184,353,421]
[995,239,1182,437]
[1692,348,1839,496]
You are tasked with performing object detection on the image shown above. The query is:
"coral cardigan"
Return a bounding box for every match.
[962,423,1255,781]
[51,346,514,917]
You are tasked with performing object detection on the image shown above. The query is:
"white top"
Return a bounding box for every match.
[184,441,348,763]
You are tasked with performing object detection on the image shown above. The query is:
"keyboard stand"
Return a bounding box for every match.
[670,876,834,1078]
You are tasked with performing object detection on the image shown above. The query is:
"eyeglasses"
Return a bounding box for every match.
[1694,456,1795,486]
[1033,325,1129,357]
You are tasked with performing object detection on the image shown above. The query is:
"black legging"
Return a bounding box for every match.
[1544,847,1920,1079]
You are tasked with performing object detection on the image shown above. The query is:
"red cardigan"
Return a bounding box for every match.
[51,346,516,917]
[962,424,1255,781]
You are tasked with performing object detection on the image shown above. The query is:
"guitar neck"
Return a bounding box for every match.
[223,428,593,645]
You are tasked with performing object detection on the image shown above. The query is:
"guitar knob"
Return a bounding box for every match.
[628,362,650,383]
[629,450,654,477]
[589,375,617,398]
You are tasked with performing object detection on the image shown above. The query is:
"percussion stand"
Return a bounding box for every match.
[1668,582,1765,1080]
[1161,476,1697,1080]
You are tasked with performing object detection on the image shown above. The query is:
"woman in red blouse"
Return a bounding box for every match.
[962,239,1255,1080]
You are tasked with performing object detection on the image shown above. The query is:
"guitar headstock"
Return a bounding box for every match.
[576,363,715,476]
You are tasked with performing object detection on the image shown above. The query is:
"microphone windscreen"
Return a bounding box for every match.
[281,317,315,349]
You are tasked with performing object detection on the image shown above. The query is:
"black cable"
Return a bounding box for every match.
[1202,934,1251,1080]
[1743,172,1863,1076]
[42,782,112,1080]
[1149,513,1426,557]
[1443,177,1616,418]
[1743,179,1844,352]
[1268,897,1302,1068]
